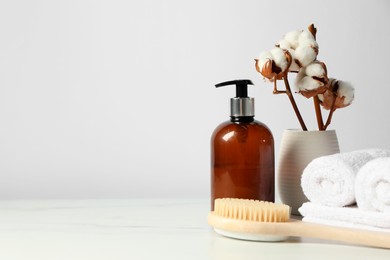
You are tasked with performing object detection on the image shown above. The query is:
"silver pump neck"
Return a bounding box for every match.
[230,97,254,117]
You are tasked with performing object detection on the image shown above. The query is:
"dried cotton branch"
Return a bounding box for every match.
[255,23,355,131]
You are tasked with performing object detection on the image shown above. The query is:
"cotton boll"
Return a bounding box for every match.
[295,45,317,67]
[299,38,319,55]
[298,30,319,58]
[337,81,355,105]
[281,47,300,71]
[319,78,338,110]
[276,39,291,50]
[279,30,318,71]
[270,47,289,72]
[319,79,355,109]
[300,38,319,49]
[289,59,300,72]
[295,61,328,98]
[256,50,279,80]
[297,76,323,91]
[305,62,326,77]
[256,47,292,80]
[297,76,327,98]
[258,51,272,63]
[299,31,316,44]
[258,50,273,71]
[294,68,307,92]
[284,30,302,49]
[299,40,319,58]
[295,67,306,86]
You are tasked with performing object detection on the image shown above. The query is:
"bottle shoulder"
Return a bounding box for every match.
[252,119,274,135]
[212,119,273,131]
[211,119,274,140]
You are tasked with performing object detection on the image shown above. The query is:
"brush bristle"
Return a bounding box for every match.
[213,198,291,222]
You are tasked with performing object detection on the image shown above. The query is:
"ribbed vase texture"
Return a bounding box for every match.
[277,129,340,215]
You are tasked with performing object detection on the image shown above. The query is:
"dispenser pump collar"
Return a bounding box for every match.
[215,79,255,118]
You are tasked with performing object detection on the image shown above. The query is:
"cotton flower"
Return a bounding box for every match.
[318,79,355,110]
[276,28,318,71]
[255,47,292,81]
[295,61,328,98]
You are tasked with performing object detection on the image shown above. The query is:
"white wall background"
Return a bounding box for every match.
[1,0,389,199]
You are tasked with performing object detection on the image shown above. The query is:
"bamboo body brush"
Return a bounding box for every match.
[208,198,390,249]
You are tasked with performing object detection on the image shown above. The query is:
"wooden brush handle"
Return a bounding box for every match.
[286,220,390,249]
[208,213,390,249]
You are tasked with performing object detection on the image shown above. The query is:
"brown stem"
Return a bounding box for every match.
[273,76,287,94]
[324,95,337,130]
[313,96,324,130]
[273,78,278,93]
[283,75,307,131]
[324,109,336,130]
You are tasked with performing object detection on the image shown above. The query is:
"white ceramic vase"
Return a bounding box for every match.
[277,129,340,215]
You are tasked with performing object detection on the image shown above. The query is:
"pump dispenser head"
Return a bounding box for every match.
[215,79,255,118]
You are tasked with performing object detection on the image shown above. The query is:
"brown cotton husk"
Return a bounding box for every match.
[319,90,350,110]
[282,49,293,74]
[274,50,292,80]
[313,62,329,83]
[255,49,292,81]
[255,59,275,80]
[300,85,328,98]
[318,90,335,110]
[255,59,261,73]
[334,96,349,109]
[308,24,317,40]
[319,79,351,110]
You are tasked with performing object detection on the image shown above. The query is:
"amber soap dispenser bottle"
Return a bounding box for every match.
[211,79,274,209]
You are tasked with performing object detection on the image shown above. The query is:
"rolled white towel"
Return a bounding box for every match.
[301,149,390,207]
[356,157,390,213]
[299,202,390,231]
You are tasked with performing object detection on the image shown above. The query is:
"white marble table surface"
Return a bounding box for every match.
[0,198,389,259]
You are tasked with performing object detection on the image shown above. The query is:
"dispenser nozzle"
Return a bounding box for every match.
[215,79,253,98]
[215,79,255,118]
